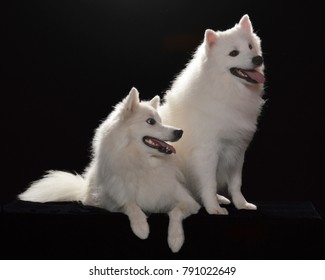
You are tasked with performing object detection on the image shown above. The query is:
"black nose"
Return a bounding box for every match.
[173,129,183,140]
[252,55,263,66]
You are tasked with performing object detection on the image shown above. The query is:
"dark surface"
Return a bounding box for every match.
[1,200,324,260]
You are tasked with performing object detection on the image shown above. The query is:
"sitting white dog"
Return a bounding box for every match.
[160,15,265,214]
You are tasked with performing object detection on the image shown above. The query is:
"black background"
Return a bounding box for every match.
[1,0,325,218]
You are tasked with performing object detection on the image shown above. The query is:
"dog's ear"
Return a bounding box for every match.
[239,14,253,33]
[149,95,160,109]
[124,87,140,113]
[204,29,218,50]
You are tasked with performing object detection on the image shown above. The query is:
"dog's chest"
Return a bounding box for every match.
[132,158,179,212]
[217,112,257,143]
[214,95,262,139]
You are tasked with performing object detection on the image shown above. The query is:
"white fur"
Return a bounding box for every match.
[19,87,200,253]
[19,171,87,202]
[159,15,265,215]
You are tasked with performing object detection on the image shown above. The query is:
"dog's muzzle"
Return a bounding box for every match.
[230,55,265,84]
[143,130,183,155]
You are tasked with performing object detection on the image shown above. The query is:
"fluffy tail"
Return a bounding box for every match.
[19,170,87,203]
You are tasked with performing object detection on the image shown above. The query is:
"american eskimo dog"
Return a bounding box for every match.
[19,88,200,252]
[159,15,265,215]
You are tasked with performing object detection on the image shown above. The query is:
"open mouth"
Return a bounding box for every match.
[230,68,265,84]
[143,136,176,154]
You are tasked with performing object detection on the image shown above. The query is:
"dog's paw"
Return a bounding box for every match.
[216,194,231,205]
[232,193,257,210]
[168,227,184,253]
[240,202,257,210]
[131,220,150,240]
[168,233,184,253]
[206,205,229,215]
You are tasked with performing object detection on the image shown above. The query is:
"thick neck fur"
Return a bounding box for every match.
[164,42,264,118]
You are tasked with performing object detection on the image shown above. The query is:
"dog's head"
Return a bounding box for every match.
[204,15,265,86]
[118,87,183,156]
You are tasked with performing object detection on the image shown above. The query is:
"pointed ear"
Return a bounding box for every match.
[239,14,253,33]
[149,95,160,109]
[124,87,140,113]
[204,29,218,49]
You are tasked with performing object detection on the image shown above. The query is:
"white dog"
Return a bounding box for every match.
[159,15,265,215]
[19,87,200,252]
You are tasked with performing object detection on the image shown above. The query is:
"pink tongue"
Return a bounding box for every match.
[244,70,265,84]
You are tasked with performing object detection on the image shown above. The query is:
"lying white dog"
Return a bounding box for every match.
[19,87,200,252]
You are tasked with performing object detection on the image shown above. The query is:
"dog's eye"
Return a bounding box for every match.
[229,50,239,57]
[249,43,253,50]
[146,118,156,125]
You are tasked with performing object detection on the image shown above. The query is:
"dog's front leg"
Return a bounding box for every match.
[124,202,149,239]
[227,153,257,210]
[168,198,201,253]
[168,209,184,253]
[167,206,188,253]
[190,150,228,215]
